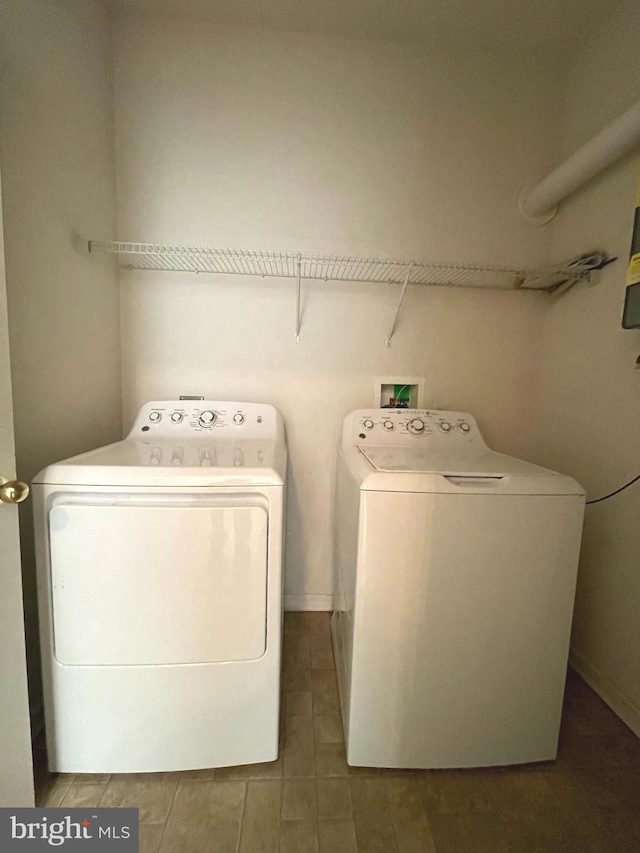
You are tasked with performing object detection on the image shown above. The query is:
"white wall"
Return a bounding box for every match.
[0,0,121,713]
[113,13,562,606]
[534,0,640,732]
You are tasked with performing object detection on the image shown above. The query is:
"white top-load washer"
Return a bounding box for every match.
[33,400,286,774]
[333,408,585,769]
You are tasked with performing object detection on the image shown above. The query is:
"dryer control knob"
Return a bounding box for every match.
[439,422,451,433]
[198,410,217,427]
[148,411,161,423]
[408,418,425,434]
[382,420,394,431]
[363,419,374,430]
[458,422,470,433]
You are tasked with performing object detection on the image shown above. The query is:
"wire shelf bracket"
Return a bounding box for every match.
[89,242,612,345]
[295,254,302,344]
[386,263,413,348]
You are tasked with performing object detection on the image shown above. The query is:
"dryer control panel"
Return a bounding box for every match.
[129,401,281,440]
[343,409,487,450]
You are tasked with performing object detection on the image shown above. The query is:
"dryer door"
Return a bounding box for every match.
[49,495,268,666]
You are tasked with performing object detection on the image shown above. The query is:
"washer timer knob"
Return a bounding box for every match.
[363,419,374,430]
[148,411,161,423]
[408,418,425,434]
[198,410,217,427]
[439,422,451,433]
[233,413,245,425]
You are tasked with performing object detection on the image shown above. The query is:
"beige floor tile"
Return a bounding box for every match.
[160,780,245,853]
[307,612,332,636]
[426,814,471,853]
[392,819,437,853]
[73,773,111,784]
[283,634,311,671]
[281,777,317,820]
[36,778,73,807]
[556,728,640,769]
[313,713,344,744]
[179,768,217,781]
[238,779,281,853]
[462,812,509,853]
[282,668,312,691]
[282,715,315,777]
[139,823,164,853]
[350,778,398,853]
[567,805,640,851]
[310,635,335,670]
[100,773,180,824]
[488,768,556,817]
[315,742,349,777]
[546,765,633,812]
[600,765,640,810]
[385,775,437,852]
[283,611,331,637]
[285,690,313,716]
[215,757,282,780]
[278,819,318,853]
[385,778,427,821]
[318,818,358,853]
[59,783,106,808]
[346,763,395,778]
[499,806,585,853]
[283,612,311,636]
[317,777,352,819]
[311,670,340,715]
[421,770,494,816]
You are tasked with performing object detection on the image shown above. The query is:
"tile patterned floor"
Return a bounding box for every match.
[34,612,640,852]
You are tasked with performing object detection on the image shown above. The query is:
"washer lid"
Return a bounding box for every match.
[358,446,522,476]
[356,446,585,496]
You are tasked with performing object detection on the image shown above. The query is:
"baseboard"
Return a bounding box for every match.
[284,594,333,611]
[569,647,640,737]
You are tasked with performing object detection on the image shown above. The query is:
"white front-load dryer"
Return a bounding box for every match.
[333,408,585,769]
[33,400,286,773]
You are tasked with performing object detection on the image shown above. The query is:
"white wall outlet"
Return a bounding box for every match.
[374,377,425,409]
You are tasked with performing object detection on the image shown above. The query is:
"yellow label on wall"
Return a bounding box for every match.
[626,161,640,286]
[628,254,640,286]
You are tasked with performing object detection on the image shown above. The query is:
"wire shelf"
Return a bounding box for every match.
[89,241,611,345]
[89,241,587,292]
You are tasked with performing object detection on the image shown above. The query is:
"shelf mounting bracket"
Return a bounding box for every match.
[295,254,302,343]
[386,263,414,347]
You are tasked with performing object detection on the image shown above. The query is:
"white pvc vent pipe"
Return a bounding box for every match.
[519,99,640,223]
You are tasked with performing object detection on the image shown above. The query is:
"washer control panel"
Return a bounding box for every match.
[344,409,485,449]
[129,400,280,440]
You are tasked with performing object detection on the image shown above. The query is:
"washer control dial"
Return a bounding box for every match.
[171,412,183,423]
[233,413,245,425]
[363,419,374,430]
[148,411,161,423]
[382,420,394,431]
[458,422,470,433]
[198,410,217,428]
[439,421,451,433]
[408,418,425,434]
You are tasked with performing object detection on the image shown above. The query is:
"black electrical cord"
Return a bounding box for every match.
[586,473,640,505]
